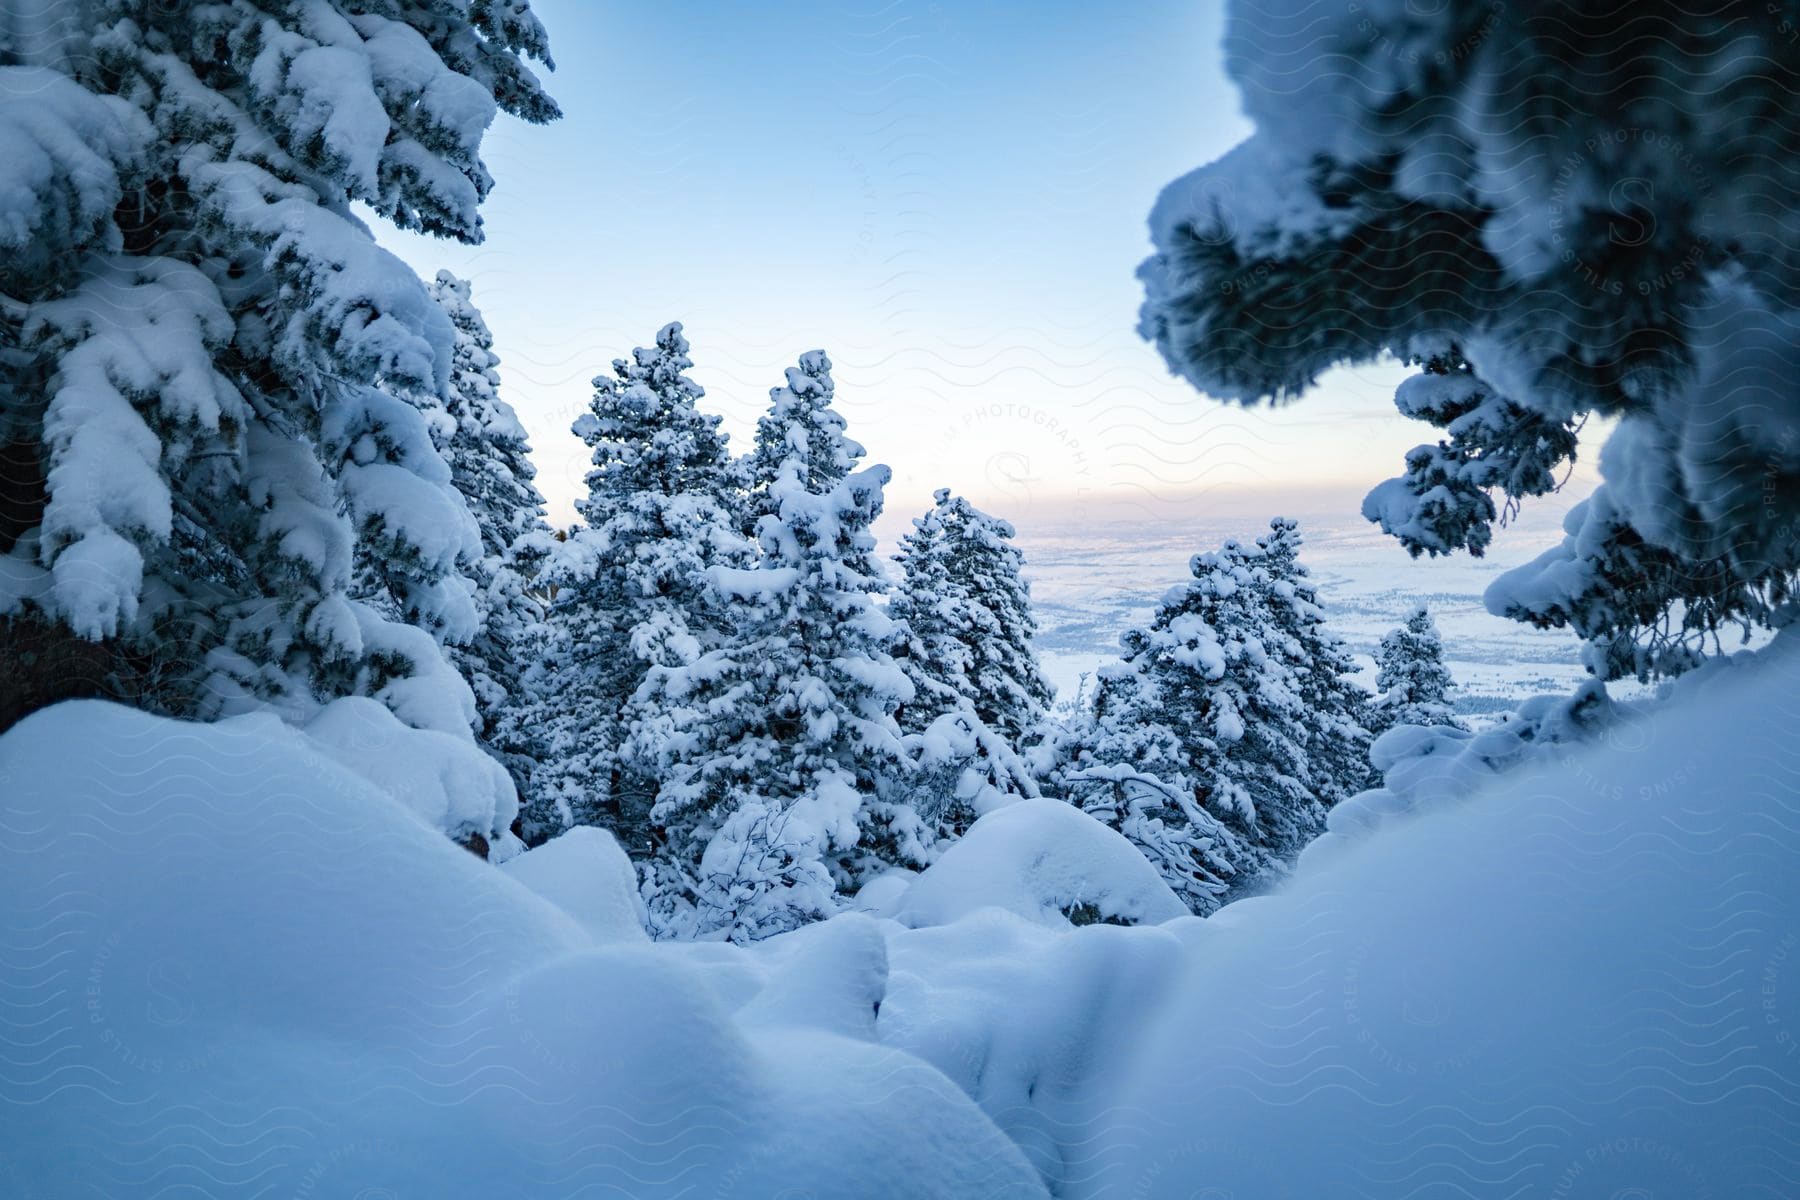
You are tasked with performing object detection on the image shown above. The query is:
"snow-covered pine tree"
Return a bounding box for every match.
[1042,659,1243,916]
[746,350,851,495]
[632,351,915,941]
[1361,347,1580,560]
[1133,539,1321,886]
[907,709,1039,849]
[1049,537,1337,911]
[0,3,557,759]
[886,494,967,729]
[740,350,874,573]
[1488,487,1798,683]
[1136,2,1800,683]
[889,489,1054,744]
[428,271,552,782]
[1370,605,1467,736]
[1255,517,1376,802]
[516,323,749,850]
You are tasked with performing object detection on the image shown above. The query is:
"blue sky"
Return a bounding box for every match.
[377,0,1509,533]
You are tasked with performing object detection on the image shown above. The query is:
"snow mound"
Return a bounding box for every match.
[11,628,1800,1198]
[0,700,1045,1198]
[894,798,1189,929]
[302,695,518,847]
[498,825,647,944]
[876,911,1189,1191]
[737,912,889,1038]
[851,867,918,918]
[1082,631,1800,1197]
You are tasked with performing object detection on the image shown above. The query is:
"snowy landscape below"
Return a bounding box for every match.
[1001,483,1602,719]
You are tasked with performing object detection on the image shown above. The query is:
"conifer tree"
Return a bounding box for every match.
[0,3,557,751]
[890,489,1054,744]
[1044,661,1244,915]
[516,324,749,849]
[1256,518,1376,803]
[740,351,878,575]
[429,272,552,782]
[632,352,915,941]
[1371,605,1466,736]
[1051,528,1376,909]
[745,351,854,499]
[1139,541,1321,878]
[1137,3,1800,682]
[1361,348,1579,560]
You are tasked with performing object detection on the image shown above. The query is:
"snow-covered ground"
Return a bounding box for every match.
[0,702,1047,1199]
[5,625,1798,1196]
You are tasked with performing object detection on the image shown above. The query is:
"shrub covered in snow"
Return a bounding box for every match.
[499,826,647,944]
[304,695,520,855]
[889,798,1189,930]
[904,708,1040,848]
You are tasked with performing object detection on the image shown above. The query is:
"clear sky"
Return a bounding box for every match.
[374,0,1531,534]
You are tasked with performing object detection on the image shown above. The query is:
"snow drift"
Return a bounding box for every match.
[499,825,648,943]
[1082,631,1800,1197]
[887,797,1189,929]
[5,627,1800,1196]
[0,701,1044,1199]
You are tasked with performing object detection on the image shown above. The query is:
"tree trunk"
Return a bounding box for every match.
[0,614,123,734]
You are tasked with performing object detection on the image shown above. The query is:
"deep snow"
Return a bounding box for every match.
[5,627,1800,1196]
[0,703,1044,1198]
